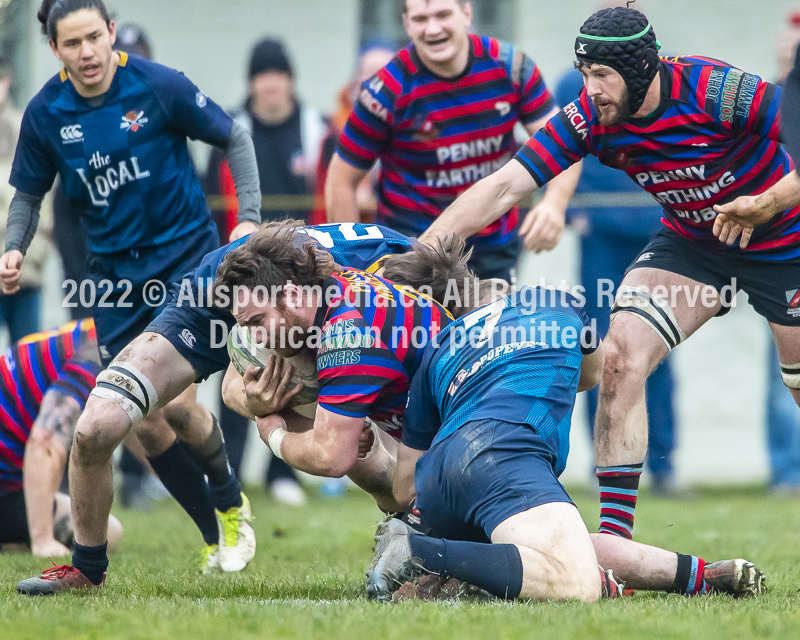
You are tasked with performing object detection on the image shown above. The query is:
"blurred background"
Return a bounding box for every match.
[1,0,800,490]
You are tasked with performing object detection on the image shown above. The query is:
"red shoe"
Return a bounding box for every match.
[16,563,105,596]
[599,565,626,599]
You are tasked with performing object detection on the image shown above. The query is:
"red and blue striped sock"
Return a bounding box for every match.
[596,463,643,539]
[668,554,709,596]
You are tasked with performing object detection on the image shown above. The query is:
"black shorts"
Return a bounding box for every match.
[625,228,800,326]
[0,491,29,545]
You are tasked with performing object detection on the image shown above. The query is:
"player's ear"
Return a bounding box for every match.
[49,38,61,61]
[107,20,116,48]
[461,1,473,26]
[283,283,302,309]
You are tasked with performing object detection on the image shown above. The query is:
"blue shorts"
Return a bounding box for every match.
[413,419,573,543]
[626,227,800,326]
[146,295,235,383]
[87,221,219,367]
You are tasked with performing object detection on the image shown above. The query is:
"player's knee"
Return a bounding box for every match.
[73,402,129,465]
[602,332,652,385]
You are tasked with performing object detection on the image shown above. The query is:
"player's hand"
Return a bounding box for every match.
[31,537,70,558]
[229,221,258,242]
[519,202,565,253]
[357,420,376,459]
[712,195,775,249]
[0,250,24,294]
[243,355,302,418]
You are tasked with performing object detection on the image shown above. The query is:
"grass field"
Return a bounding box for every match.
[2,484,800,640]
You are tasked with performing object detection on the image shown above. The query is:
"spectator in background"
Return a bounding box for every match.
[310,42,395,226]
[206,38,328,506]
[554,66,677,494]
[0,56,51,341]
[207,37,327,238]
[765,13,800,494]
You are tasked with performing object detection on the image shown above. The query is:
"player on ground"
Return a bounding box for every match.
[367,283,766,602]
[418,6,800,541]
[9,0,263,593]
[215,223,453,512]
[326,0,582,281]
[0,319,122,559]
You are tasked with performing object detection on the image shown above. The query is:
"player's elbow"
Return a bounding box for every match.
[315,446,357,478]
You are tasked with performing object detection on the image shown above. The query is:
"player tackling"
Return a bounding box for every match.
[419,5,800,541]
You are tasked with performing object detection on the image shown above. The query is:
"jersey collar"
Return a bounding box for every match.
[59,50,128,83]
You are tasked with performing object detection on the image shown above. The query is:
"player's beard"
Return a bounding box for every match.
[277,307,311,357]
[594,86,630,126]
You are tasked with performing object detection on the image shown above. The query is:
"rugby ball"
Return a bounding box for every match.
[227,324,320,415]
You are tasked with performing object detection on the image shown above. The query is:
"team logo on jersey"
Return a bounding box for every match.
[413,116,439,142]
[179,329,197,348]
[786,289,800,308]
[60,125,83,144]
[494,101,511,117]
[196,91,207,108]
[120,110,148,132]
[637,252,654,262]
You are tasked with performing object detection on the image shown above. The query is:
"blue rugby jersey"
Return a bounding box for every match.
[515,56,800,259]
[337,35,553,246]
[402,287,597,475]
[10,52,232,254]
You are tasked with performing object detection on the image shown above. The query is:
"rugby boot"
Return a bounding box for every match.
[703,559,766,598]
[599,566,625,599]
[217,492,256,572]
[392,574,494,602]
[17,563,105,596]
[199,543,221,574]
[366,518,425,602]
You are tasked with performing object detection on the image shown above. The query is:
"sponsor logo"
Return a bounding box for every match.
[120,110,148,132]
[77,153,151,206]
[563,102,587,140]
[494,101,511,117]
[358,88,388,121]
[179,329,197,348]
[637,252,654,262]
[60,124,83,144]
[787,289,800,308]
[576,42,587,55]
[196,91,207,108]
[99,345,111,360]
[691,142,709,147]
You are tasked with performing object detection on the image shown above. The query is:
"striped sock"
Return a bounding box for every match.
[596,463,643,539]
[668,554,709,596]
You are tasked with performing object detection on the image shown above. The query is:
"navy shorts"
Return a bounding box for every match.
[87,221,219,366]
[626,228,800,326]
[0,490,29,544]
[146,295,235,383]
[413,419,573,543]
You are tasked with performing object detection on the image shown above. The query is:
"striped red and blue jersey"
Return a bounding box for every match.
[313,270,451,438]
[338,35,554,247]
[0,319,100,496]
[515,56,800,260]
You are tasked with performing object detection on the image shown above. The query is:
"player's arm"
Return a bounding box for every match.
[393,443,425,510]
[221,362,254,419]
[325,153,371,223]
[257,406,364,478]
[0,191,45,294]
[222,119,261,240]
[518,110,582,253]
[23,388,81,557]
[578,340,604,392]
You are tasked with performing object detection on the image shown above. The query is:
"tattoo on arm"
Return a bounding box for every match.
[34,390,81,451]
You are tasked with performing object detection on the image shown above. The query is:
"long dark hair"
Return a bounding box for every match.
[38,0,111,42]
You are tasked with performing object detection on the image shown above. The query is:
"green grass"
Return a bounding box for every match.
[2,485,800,640]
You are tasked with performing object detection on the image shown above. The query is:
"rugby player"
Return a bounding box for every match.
[0,319,122,558]
[326,0,582,281]
[418,6,800,540]
[215,223,456,511]
[10,0,262,593]
[367,283,765,602]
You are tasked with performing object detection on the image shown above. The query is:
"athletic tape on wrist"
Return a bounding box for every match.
[268,423,288,460]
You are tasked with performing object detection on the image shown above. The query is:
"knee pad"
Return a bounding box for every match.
[90,363,159,426]
[781,362,800,389]
[611,286,687,352]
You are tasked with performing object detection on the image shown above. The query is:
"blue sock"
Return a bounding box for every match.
[147,442,218,545]
[409,536,524,599]
[181,417,243,512]
[72,541,108,585]
[208,473,243,513]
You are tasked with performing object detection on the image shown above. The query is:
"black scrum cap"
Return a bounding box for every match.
[575,7,661,114]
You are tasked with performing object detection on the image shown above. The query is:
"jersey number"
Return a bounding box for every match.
[302,223,384,248]
[461,299,504,347]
